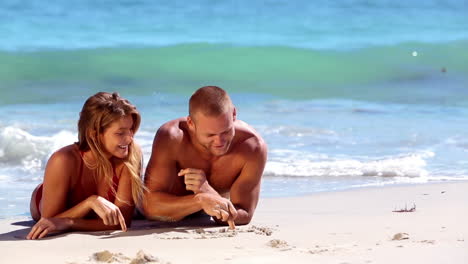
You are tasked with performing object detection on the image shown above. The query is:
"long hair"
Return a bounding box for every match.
[77,92,144,207]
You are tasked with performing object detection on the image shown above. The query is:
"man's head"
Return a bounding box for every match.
[187,86,236,156]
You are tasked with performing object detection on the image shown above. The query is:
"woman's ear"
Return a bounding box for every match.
[87,128,98,141]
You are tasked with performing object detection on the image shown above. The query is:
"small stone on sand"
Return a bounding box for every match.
[392,233,409,240]
[267,239,289,248]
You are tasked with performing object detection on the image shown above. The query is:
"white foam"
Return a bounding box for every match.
[0,174,8,181]
[265,126,337,137]
[264,150,434,178]
[0,126,75,172]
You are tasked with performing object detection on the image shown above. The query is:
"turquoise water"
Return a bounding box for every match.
[1,0,468,218]
[2,41,468,105]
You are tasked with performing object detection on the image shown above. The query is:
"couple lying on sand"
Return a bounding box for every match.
[26,86,267,240]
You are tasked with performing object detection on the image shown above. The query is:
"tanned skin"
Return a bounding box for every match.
[27,116,137,239]
[143,108,267,228]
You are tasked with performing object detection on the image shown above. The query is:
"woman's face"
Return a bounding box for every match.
[100,115,134,159]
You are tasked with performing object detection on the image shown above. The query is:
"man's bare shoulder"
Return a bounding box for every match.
[234,120,267,156]
[154,117,188,147]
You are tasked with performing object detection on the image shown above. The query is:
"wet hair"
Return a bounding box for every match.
[77,92,144,206]
[189,86,233,122]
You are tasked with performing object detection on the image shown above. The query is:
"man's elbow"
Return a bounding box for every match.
[214,212,253,226]
[214,217,251,226]
[235,216,252,226]
[234,208,255,225]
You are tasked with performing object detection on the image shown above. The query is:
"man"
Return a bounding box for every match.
[143,86,267,229]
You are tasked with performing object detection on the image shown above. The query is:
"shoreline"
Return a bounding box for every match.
[296,179,468,197]
[3,179,467,220]
[1,181,467,263]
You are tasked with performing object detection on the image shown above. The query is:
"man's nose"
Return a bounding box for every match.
[213,134,225,145]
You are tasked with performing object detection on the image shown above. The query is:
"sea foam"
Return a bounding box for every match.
[0,126,74,171]
[264,150,434,178]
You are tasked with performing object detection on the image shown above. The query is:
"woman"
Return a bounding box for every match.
[27,92,145,240]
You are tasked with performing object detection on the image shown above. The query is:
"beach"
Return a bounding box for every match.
[1,181,466,264]
[1,1,468,263]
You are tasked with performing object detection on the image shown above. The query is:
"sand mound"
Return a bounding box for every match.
[91,250,167,264]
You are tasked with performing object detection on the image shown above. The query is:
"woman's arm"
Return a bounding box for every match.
[63,165,136,232]
[27,148,136,239]
[39,148,76,218]
[54,163,136,227]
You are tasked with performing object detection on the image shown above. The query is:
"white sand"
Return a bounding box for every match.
[0,182,467,264]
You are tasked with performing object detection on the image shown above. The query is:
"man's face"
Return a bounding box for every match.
[190,110,236,156]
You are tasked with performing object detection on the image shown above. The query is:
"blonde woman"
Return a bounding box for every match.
[27,92,145,239]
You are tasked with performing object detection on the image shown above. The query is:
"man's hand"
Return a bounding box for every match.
[178,168,214,194]
[179,168,237,229]
[196,193,238,229]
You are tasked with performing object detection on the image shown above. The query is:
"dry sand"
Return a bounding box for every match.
[0,182,467,264]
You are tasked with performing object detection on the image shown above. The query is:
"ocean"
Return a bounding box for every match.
[1,0,468,218]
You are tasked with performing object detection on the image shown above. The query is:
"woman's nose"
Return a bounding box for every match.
[125,131,134,142]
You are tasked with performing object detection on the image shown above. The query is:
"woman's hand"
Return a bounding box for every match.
[26,217,72,240]
[87,195,127,231]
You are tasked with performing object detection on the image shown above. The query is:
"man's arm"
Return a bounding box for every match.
[228,138,267,225]
[143,122,239,225]
[143,124,203,221]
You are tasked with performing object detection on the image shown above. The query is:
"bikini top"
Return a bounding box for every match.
[36,147,120,216]
[78,148,119,203]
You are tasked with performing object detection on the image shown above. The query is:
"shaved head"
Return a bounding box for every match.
[189,86,233,121]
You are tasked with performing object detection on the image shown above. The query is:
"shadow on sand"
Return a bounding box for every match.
[0,213,218,241]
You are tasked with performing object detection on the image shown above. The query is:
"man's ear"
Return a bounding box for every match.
[232,107,237,122]
[187,115,195,131]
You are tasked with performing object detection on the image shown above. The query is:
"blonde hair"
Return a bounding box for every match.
[77,92,144,207]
